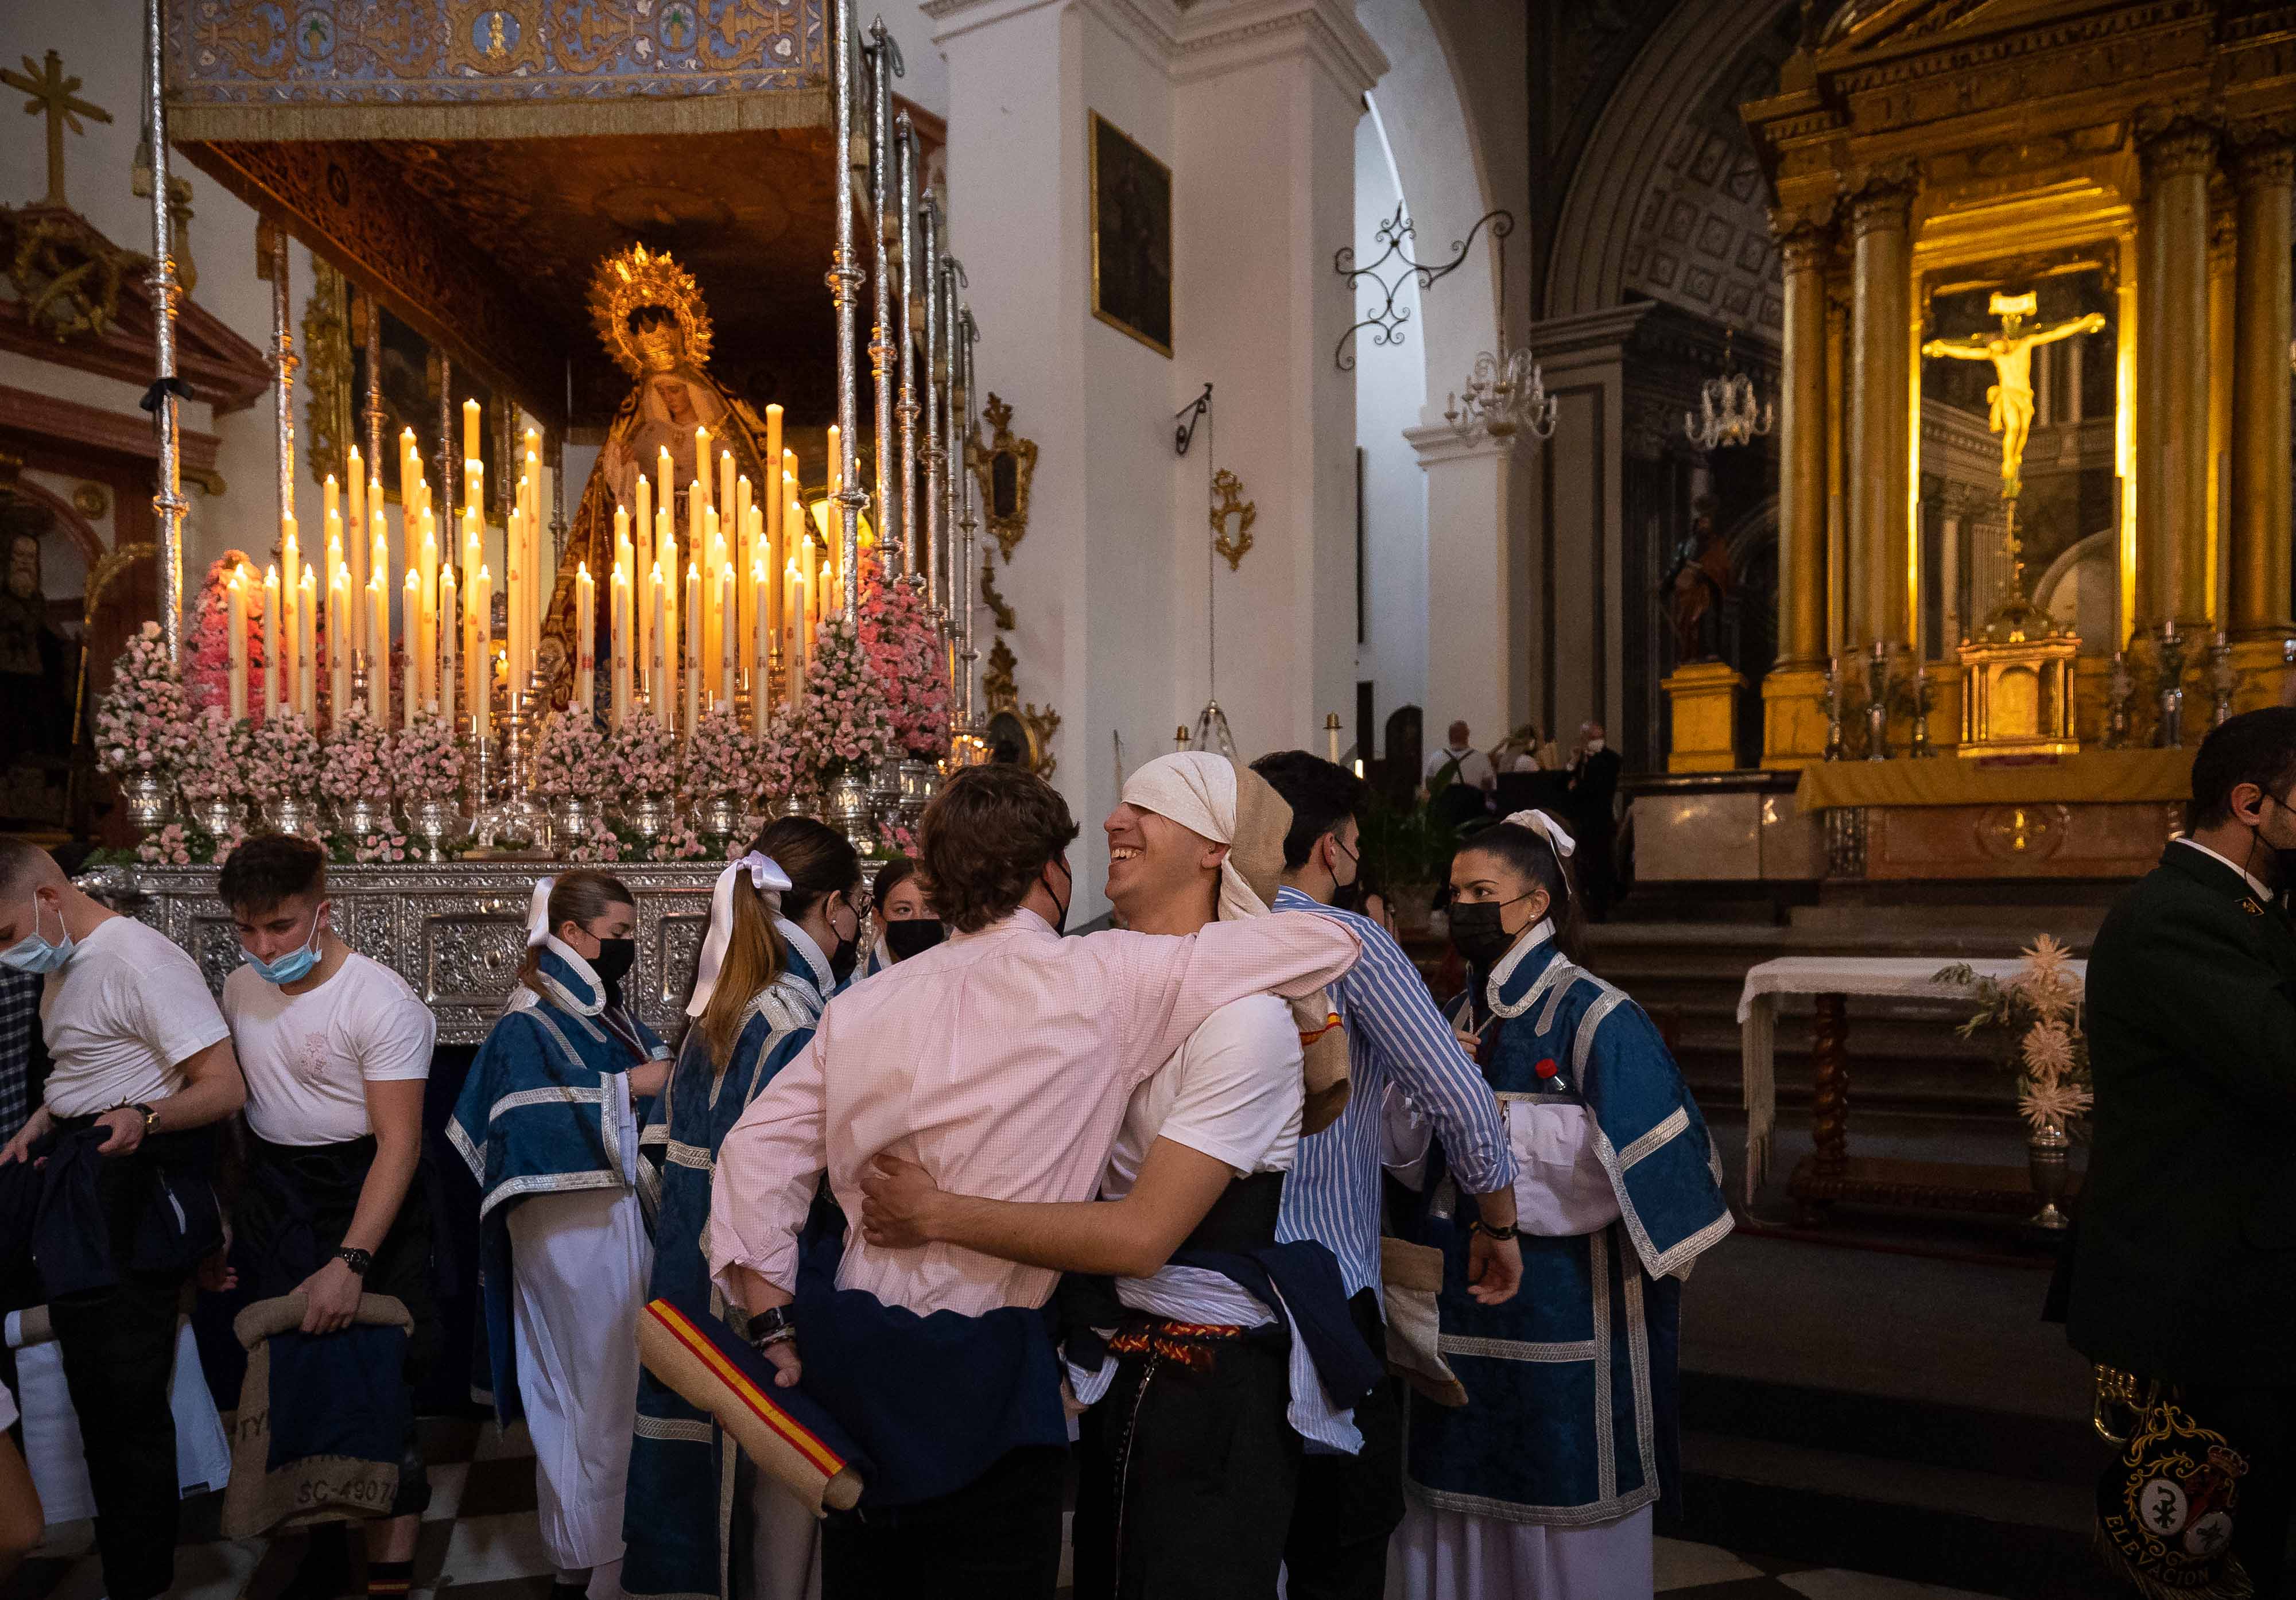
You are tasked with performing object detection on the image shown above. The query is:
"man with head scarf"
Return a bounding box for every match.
[858,753,1383,1598]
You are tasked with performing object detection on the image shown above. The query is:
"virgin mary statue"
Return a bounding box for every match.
[540,244,775,710]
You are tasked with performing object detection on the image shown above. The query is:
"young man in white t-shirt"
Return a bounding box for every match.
[216,835,437,1599]
[0,837,245,1600]
[856,756,1358,1598]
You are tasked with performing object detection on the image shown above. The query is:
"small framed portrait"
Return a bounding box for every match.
[1089,111,1173,358]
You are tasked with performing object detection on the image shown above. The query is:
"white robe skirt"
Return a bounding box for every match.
[1387,1502,1654,1600]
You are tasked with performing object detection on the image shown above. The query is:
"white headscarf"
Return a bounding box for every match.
[686,852,797,1018]
[1119,752,1269,923]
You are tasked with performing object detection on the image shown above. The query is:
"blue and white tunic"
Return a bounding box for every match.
[1401,924,1731,1528]
[623,923,832,1600]
[448,938,670,1426]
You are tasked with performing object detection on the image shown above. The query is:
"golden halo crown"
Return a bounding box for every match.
[588,243,715,380]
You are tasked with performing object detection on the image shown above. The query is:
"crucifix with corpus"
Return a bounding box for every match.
[2,49,113,209]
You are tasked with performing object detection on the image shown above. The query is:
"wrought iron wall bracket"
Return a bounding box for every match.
[1174,382,1212,457]
[1333,206,1512,372]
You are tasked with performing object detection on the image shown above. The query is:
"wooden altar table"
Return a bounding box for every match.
[1735,955,2087,1220]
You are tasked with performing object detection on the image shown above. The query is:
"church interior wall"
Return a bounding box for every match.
[1351,95,1430,745]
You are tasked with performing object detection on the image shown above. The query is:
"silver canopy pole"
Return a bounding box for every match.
[865,22,899,597]
[832,0,868,615]
[145,0,185,660]
[921,192,945,619]
[894,111,921,582]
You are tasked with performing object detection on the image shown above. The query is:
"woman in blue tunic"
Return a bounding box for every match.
[623,817,863,1600]
[1389,811,1732,1600]
[449,871,672,1600]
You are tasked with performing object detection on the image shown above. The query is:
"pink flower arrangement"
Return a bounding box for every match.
[684,706,761,802]
[134,822,197,865]
[754,716,808,808]
[320,701,395,806]
[856,574,952,759]
[393,715,466,803]
[646,817,709,861]
[534,711,608,800]
[185,553,258,714]
[245,712,323,806]
[177,709,254,806]
[349,829,412,864]
[786,611,894,785]
[564,815,626,863]
[95,622,197,779]
[606,713,681,797]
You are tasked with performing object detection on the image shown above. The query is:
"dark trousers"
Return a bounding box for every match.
[1283,1290,1406,1600]
[47,1148,189,1600]
[1072,1327,1301,1600]
[821,1443,1066,1600]
[2179,1384,2296,1599]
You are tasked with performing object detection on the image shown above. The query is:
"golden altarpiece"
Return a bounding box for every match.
[1717,0,2296,880]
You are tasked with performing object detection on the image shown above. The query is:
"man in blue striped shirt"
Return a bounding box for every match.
[1252,752,1521,1599]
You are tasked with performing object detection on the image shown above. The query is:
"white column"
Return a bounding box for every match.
[1409,422,1515,741]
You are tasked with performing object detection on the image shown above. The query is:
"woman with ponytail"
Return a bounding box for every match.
[622,817,862,1600]
[1387,810,1732,1600]
[450,871,673,1600]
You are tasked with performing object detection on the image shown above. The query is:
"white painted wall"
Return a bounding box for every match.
[1351,94,1429,751]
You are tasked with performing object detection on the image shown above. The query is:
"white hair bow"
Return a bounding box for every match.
[523,876,559,949]
[1502,809,1577,859]
[687,852,796,1018]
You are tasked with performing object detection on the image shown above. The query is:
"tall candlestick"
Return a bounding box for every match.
[468,564,490,725]
[463,398,480,464]
[439,561,459,730]
[657,446,674,517]
[328,562,350,723]
[719,449,735,530]
[695,426,711,504]
[297,564,316,721]
[718,561,737,710]
[262,565,281,719]
[650,562,671,733]
[611,566,632,729]
[576,562,596,715]
[323,473,339,531]
[280,513,301,713]
[369,511,388,642]
[418,515,439,709]
[702,507,723,703]
[685,560,701,732]
[735,476,754,667]
[688,478,704,566]
[506,506,525,694]
[765,403,783,578]
[402,571,420,727]
[399,427,419,508]
[345,448,363,556]
[228,567,249,721]
[369,576,389,726]
[752,561,771,733]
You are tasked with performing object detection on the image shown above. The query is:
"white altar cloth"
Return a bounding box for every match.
[1733,955,2088,1205]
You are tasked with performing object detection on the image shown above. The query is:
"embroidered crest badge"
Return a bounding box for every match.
[2096,1400,2254,1600]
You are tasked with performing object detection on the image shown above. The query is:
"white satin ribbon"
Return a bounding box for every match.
[687,852,795,1017]
[523,876,559,949]
[1502,809,1577,859]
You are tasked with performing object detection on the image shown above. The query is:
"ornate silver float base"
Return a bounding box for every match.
[338,794,392,838]
[188,794,244,840]
[623,792,674,846]
[263,793,323,837]
[547,794,597,848]
[696,791,743,840]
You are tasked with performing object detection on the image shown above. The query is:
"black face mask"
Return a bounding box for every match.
[588,937,635,1009]
[884,919,948,961]
[1328,836,1363,912]
[1447,895,1536,970]
[1043,859,1073,935]
[828,900,860,984]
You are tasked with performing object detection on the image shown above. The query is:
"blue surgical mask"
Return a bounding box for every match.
[244,906,325,986]
[0,893,73,975]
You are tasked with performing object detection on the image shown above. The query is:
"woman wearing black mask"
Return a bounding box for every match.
[623,815,861,1600]
[864,856,945,974]
[451,871,672,1600]
[1388,809,1731,1599]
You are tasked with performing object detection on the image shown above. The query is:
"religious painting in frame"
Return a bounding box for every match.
[1089,111,1173,358]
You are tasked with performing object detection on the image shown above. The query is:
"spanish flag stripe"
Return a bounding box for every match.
[647,1302,846,1475]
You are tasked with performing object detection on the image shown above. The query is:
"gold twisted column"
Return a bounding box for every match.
[2135,114,2217,630]
[1845,165,1915,654]
[2232,135,2294,644]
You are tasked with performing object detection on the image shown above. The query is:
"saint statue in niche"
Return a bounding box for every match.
[1660,496,1733,665]
[1921,290,2104,502]
[540,244,777,712]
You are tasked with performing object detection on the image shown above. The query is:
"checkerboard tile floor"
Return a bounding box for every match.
[1,1418,2007,1600]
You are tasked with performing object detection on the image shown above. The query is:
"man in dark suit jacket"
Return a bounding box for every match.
[2070,706,2296,1595]
[1565,721,1623,919]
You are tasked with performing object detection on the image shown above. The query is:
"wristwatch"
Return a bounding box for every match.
[1470,1218,1521,1243]
[336,1246,374,1276]
[131,1102,158,1136]
[742,1305,797,1350]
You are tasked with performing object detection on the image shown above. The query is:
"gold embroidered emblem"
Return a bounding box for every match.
[2244,899,2264,916]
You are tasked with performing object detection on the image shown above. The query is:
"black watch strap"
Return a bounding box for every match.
[336,1246,374,1275]
[1471,1218,1521,1242]
[743,1305,796,1347]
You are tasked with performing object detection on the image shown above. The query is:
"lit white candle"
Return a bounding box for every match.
[280,514,300,712]
[262,565,281,719]
[328,561,350,723]
[297,564,316,721]
[369,575,389,725]
[227,567,249,721]
[611,565,631,729]
[439,561,459,730]
[468,564,491,727]
[576,562,596,715]
[417,515,439,710]
[402,571,421,728]
[695,426,711,506]
[752,560,771,734]
[650,562,672,734]
[685,560,701,733]
[718,561,737,710]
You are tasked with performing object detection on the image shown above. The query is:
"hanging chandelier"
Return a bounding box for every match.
[1684,328,1774,451]
[1442,225,1557,448]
